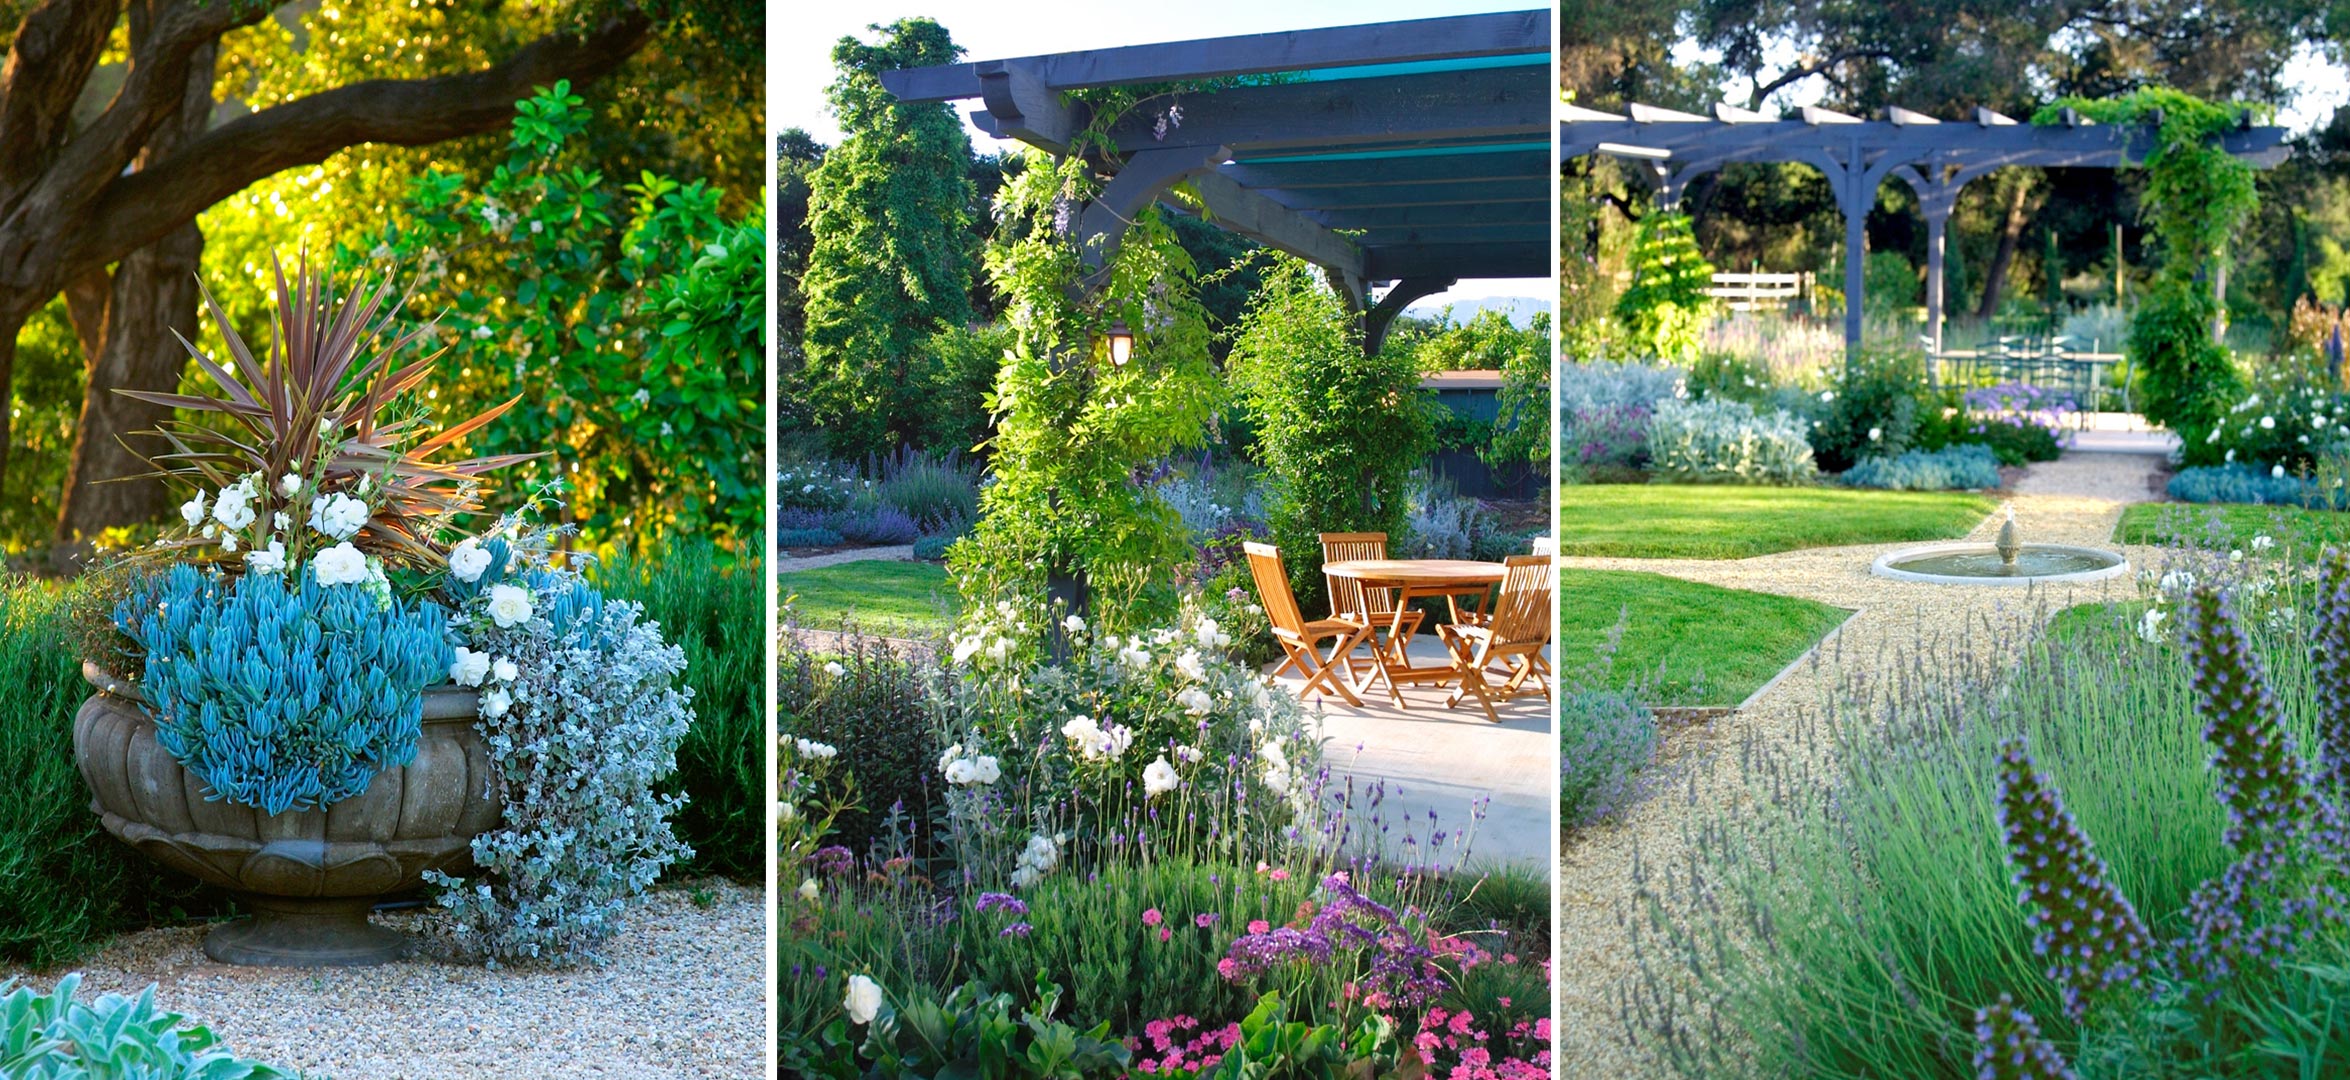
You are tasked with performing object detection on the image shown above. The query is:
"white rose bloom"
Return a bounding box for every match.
[2273,465,2287,479]
[482,687,512,718]
[450,650,492,688]
[794,738,838,759]
[1175,649,1207,681]
[844,975,883,1025]
[279,473,302,497]
[448,538,493,583]
[797,878,818,901]
[312,542,368,586]
[485,583,534,628]
[944,759,977,785]
[2138,608,2169,644]
[985,636,1011,662]
[308,492,371,540]
[1178,688,1214,715]
[1143,756,1180,797]
[244,539,287,577]
[824,661,845,677]
[973,755,1000,784]
[778,802,797,823]
[951,635,985,665]
[212,487,256,531]
[491,657,519,683]
[180,491,206,527]
[1063,613,1087,634]
[2261,416,2276,430]
[1868,427,1883,442]
[2251,534,2277,553]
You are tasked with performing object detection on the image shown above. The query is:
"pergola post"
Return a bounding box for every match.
[1362,275,1455,355]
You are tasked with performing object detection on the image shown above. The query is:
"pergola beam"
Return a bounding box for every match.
[1102,67,1547,156]
[974,61,1080,154]
[1179,171,1365,279]
[1364,242,1545,279]
[879,9,1549,101]
[1254,180,1543,211]
[1221,149,1549,188]
[1301,201,1549,228]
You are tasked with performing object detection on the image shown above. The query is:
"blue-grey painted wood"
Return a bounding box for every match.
[1100,67,1545,155]
[879,10,1548,102]
[1222,150,1549,188]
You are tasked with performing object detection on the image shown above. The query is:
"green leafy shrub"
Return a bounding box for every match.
[1810,346,1928,473]
[0,974,286,1079]
[777,627,937,855]
[0,580,216,967]
[1615,212,1715,361]
[117,564,453,815]
[1645,398,1819,485]
[1841,444,2003,491]
[1228,255,1435,610]
[357,81,764,547]
[594,540,762,880]
[2205,360,2350,472]
[789,977,1130,1079]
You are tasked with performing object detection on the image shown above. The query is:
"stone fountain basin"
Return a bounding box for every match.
[1870,542,2131,586]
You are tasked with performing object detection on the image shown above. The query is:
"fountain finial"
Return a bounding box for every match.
[1996,507,2022,567]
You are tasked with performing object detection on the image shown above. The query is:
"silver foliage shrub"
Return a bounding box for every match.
[1646,397,1820,485]
[1557,359,1685,413]
[1402,471,1483,559]
[427,577,695,965]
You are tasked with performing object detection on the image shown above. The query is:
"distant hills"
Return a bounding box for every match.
[1401,294,1551,328]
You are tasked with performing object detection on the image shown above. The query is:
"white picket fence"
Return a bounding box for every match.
[1705,271,1810,312]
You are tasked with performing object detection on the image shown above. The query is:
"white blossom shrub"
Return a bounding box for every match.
[427,569,695,965]
[930,596,1321,890]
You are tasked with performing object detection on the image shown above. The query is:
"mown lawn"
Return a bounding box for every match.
[1559,569,1851,706]
[1558,484,1996,560]
[778,559,956,637]
[2114,502,2350,550]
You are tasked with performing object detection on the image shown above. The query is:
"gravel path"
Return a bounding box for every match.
[8,882,764,1079]
[775,544,915,573]
[1555,452,2170,1076]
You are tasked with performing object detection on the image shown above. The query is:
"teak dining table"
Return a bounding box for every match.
[1320,558,1505,706]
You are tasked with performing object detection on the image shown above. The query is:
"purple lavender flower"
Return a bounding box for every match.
[1219,926,1334,979]
[1970,996,2078,1080]
[1994,737,2154,1021]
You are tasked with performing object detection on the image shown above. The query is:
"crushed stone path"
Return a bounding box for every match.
[775,544,916,573]
[1554,451,2171,1076]
[9,882,764,1080]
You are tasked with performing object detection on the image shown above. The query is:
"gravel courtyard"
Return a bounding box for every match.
[7,881,764,1079]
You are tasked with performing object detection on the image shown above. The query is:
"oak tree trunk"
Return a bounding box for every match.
[54,31,216,547]
[1976,172,2035,320]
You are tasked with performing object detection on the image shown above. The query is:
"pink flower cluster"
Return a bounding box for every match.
[1406,1007,1550,1080]
[1130,1014,1241,1074]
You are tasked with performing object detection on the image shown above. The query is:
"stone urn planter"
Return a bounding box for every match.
[72,663,501,967]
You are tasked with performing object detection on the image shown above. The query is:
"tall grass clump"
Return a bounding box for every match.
[594,538,763,879]
[1627,546,2334,1079]
[0,578,214,966]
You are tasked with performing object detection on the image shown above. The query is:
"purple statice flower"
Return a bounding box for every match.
[1994,737,2153,1021]
[1000,922,1032,938]
[1218,926,1334,980]
[975,892,1028,916]
[1970,995,2078,1080]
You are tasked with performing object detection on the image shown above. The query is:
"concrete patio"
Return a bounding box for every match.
[1265,633,1554,870]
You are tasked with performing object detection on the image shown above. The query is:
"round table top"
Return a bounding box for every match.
[1322,558,1505,586]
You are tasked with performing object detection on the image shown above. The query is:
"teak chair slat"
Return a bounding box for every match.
[1319,531,1423,675]
[1245,542,1370,706]
[1443,554,1553,722]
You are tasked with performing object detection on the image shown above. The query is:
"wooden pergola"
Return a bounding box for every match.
[1562,102,2291,357]
[884,9,1550,353]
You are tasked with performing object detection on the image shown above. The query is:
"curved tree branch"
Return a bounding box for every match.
[68,9,655,274]
[0,0,119,198]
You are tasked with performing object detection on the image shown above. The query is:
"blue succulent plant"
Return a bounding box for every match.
[115,564,452,815]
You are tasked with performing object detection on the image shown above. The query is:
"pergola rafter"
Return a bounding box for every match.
[1563,103,2291,356]
[884,10,1550,352]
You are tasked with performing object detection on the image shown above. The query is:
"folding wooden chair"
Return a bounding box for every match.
[1319,531,1423,679]
[1443,555,1553,722]
[1530,536,1557,557]
[1245,542,1371,706]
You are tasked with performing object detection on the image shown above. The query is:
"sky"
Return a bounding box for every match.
[768,0,1551,316]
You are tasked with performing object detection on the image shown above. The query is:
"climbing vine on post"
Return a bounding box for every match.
[949,131,1220,627]
[2035,89,2263,459]
[1614,210,1714,362]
